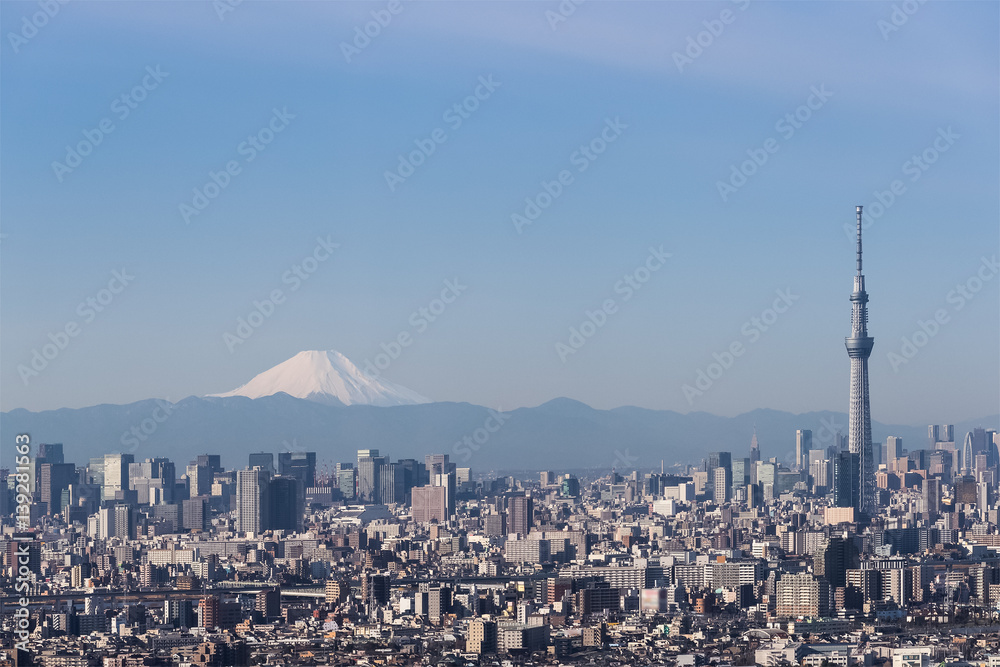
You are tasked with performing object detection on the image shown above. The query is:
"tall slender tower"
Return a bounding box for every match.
[845,206,875,516]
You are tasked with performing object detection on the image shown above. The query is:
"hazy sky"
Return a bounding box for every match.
[2,1,997,425]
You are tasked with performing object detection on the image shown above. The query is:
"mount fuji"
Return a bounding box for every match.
[207,350,430,407]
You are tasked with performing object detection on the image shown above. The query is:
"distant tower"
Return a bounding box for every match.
[749,427,761,485]
[845,206,875,516]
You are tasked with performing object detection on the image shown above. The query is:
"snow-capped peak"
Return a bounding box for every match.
[208,350,430,407]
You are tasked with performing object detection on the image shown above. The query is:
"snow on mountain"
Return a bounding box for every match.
[207,350,430,407]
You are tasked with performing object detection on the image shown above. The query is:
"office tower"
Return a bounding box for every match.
[963,432,976,474]
[269,475,304,533]
[335,463,355,499]
[187,462,212,498]
[713,466,731,504]
[507,495,533,536]
[130,458,176,504]
[182,497,207,532]
[922,478,941,517]
[732,458,750,492]
[540,471,555,486]
[357,449,383,503]
[248,453,274,476]
[34,443,64,493]
[755,461,776,488]
[706,451,732,496]
[845,206,875,516]
[809,450,830,493]
[379,461,404,505]
[833,450,859,510]
[795,430,812,471]
[40,463,75,515]
[929,424,955,447]
[884,436,903,466]
[411,485,448,524]
[393,459,425,504]
[102,453,135,500]
[278,451,316,488]
[37,442,64,463]
[236,468,270,535]
[196,454,222,473]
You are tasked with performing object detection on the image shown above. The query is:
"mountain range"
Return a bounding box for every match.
[3,350,997,473]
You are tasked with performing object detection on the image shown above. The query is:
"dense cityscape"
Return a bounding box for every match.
[3,2,997,666]
[4,421,1000,667]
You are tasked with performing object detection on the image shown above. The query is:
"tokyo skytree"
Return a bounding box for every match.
[845,206,875,516]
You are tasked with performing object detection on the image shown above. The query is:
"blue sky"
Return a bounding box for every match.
[2,0,997,425]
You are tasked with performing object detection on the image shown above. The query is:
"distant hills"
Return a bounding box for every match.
[4,394,996,474]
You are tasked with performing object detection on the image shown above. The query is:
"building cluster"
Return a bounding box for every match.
[2,425,1000,666]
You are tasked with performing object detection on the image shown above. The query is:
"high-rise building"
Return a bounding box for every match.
[129,458,176,504]
[713,466,731,504]
[833,450,859,510]
[507,495,533,536]
[278,452,316,488]
[336,463,355,500]
[248,453,274,476]
[183,497,207,532]
[236,468,270,535]
[928,424,954,447]
[468,618,498,654]
[103,453,135,500]
[732,458,750,492]
[395,458,425,503]
[749,428,761,484]
[411,485,448,524]
[269,475,303,533]
[707,451,732,496]
[187,461,213,498]
[379,461,404,505]
[357,449,384,504]
[884,437,903,466]
[795,430,812,471]
[34,443,64,493]
[196,454,223,473]
[815,536,859,588]
[40,463,75,515]
[775,572,831,618]
[922,478,941,517]
[845,206,875,516]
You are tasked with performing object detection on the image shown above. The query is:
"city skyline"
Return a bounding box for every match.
[2,1,998,423]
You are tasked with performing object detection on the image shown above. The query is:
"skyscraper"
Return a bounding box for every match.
[236,468,270,535]
[103,453,134,501]
[40,463,75,515]
[268,475,303,533]
[248,453,275,475]
[845,206,875,516]
[278,451,316,488]
[507,495,533,536]
[795,430,812,471]
[357,449,384,504]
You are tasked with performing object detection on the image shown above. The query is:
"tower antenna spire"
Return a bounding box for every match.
[856,205,863,275]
